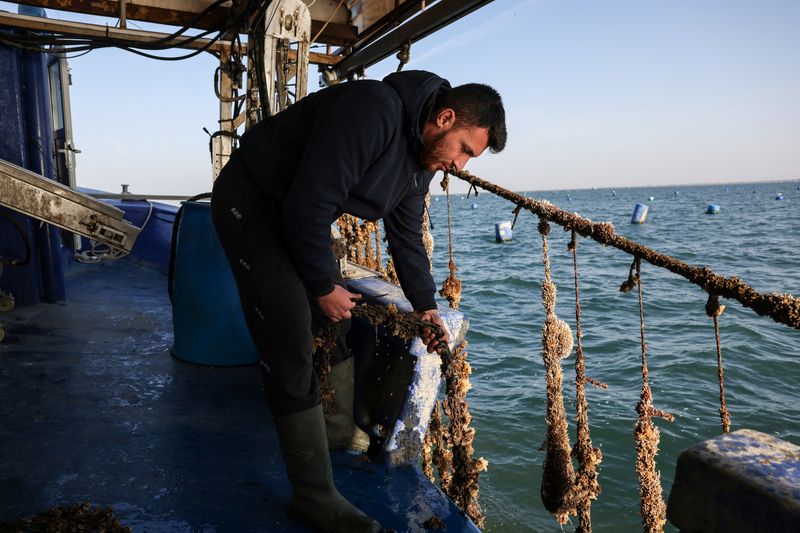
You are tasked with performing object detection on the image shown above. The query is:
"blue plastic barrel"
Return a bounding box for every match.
[171,200,259,365]
[495,221,512,242]
[631,203,648,224]
[706,204,720,214]
[775,193,784,201]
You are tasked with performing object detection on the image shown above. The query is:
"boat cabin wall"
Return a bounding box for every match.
[0,39,67,305]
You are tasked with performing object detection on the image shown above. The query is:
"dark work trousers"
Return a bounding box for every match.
[211,158,350,417]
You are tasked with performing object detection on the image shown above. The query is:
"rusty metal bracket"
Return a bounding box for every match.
[0,159,140,254]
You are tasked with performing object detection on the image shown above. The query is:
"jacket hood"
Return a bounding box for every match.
[383,70,451,147]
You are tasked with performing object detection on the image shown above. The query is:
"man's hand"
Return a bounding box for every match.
[420,309,449,354]
[318,286,362,322]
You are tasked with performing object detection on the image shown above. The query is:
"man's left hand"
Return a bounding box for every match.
[420,309,449,354]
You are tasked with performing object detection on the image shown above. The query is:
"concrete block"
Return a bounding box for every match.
[667,428,800,532]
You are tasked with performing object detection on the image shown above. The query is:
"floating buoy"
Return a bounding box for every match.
[631,203,649,224]
[495,221,512,242]
[612,190,617,197]
[706,204,720,214]
[648,195,655,202]
[674,191,679,195]
[775,193,784,201]
[471,202,478,209]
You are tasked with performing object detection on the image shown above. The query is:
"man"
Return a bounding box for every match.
[211,70,505,532]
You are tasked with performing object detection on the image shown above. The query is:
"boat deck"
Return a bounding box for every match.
[0,259,476,532]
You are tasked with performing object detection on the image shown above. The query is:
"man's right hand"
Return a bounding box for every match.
[317,285,362,322]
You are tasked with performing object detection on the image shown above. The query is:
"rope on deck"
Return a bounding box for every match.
[449,169,800,330]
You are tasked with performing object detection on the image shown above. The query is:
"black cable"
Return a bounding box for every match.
[0,0,248,61]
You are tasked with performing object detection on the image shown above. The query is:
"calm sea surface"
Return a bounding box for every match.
[423,180,800,532]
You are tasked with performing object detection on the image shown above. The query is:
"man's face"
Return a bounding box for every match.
[420,109,490,173]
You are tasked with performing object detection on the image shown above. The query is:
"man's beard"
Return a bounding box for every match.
[420,130,448,171]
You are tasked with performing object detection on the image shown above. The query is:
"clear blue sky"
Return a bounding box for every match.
[2,0,798,195]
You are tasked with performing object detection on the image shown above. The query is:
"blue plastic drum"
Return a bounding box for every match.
[171,200,259,365]
[631,203,649,224]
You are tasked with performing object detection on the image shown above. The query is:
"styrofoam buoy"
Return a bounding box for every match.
[631,203,648,224]
[471,202,478,209]
[495,221,512,242]
[674,191,679,195]
[612,190,617,197]
[775,193,784,201]
[648,195,655,201]
[706,204,720,214]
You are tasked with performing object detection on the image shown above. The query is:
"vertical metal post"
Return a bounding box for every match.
[262,0,311,115]
[245,48,260,128]
[212,47,234,181]
[119,0,127,29]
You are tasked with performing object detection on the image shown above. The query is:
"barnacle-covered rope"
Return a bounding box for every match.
[706,294,731,433]
[449,170,800,330]
[568,230,604,532]
[439,172,462,309]
[627,257,674,533]
[537,218,579,524]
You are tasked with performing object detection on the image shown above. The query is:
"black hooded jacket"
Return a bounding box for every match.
[233,70,450,311]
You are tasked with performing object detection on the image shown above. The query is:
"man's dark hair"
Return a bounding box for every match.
[432,83,507,153]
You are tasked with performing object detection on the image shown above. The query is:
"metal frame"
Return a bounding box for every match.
[0,159,140,253]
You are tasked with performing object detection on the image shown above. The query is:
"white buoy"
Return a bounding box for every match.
[495,221,512,242]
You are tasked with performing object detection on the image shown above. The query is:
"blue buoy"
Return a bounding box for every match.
[775,193,784,201]
[471,202,478,209]
[495,221,512,242]
[631,203,649,224]
[706,204,720,214]
[171,200,259,366]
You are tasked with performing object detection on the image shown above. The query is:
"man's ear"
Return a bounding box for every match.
[435,108,456,129]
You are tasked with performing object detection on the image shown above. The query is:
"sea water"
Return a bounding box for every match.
[424,180,800,532]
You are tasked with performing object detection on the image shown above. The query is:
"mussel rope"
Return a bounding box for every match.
[449,169,800,330]
[568,230,604,533]
[627,257,674,533]
[538,217,579,524]
[439,172,462,308]
[374,222,384,274]
[442,340,488,529]
[706,294,731,433]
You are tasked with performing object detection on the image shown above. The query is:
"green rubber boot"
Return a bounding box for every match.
[274,404,381,533]
[326,358,371,452]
